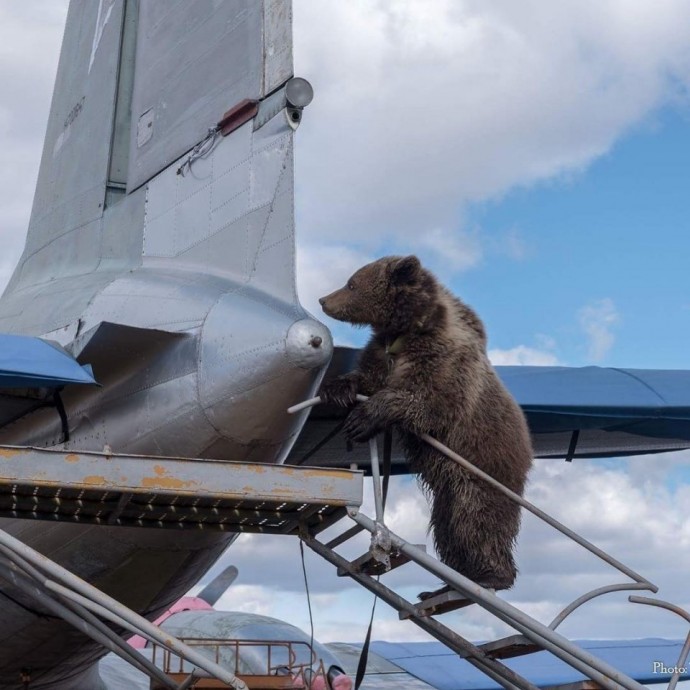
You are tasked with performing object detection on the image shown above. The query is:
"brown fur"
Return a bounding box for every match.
[319,256,533,592]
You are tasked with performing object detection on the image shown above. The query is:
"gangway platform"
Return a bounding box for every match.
[0,445,362,534]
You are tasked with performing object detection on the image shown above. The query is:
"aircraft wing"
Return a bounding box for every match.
[330,639,690,689]
[285,347,690,472]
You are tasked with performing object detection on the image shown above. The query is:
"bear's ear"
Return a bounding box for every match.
[391,255,421,285]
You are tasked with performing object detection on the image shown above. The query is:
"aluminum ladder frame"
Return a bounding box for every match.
[289,395,690,690]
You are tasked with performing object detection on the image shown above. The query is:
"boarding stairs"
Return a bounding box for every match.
[0,395,688,689]
[288,396,690,690]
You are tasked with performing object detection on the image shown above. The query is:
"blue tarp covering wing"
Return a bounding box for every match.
[0,334,96,388]
[501,366,690,438]
[366,639,690,689]
[286,349,690,469]
[499,365,690,458]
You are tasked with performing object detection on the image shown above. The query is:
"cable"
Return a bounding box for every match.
[176,127,220,177]
[299,540,315,669]
[295,420,347,466]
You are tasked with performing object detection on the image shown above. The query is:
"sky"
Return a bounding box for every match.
[2,0,690,666]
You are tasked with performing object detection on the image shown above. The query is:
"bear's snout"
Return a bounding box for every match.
[319,290,343,320]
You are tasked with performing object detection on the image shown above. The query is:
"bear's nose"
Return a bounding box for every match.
[318,297,326,306]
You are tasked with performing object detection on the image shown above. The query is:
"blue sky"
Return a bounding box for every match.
[466,107,689,369]
[318,105,690,369]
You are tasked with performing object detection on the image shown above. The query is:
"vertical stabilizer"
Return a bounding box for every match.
[3,0,300,331]
[128,0,293,190]
[7,0,126,293]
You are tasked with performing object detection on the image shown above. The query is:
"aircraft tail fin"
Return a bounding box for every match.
[7,0,300,309]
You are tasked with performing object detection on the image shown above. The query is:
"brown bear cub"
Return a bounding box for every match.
[318,255,533,595]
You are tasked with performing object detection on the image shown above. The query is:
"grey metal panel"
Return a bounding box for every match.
[15,218,102,289]
[108,0,139,186]
[0,271,120,336]
[78,267,228,333]
[198,286,331,460]
[263,0,293,94]
[128,0,279,190]
[99,185,147,272]
[5,0,124,295]
[143,109,298,302]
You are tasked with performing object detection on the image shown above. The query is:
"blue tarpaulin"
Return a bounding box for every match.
[496,366,690,458]
[0,334,96,388]
[499,366,690,440]
[369,639,690,689]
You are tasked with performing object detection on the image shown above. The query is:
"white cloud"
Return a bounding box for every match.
[213,585,277,617]
[294,0,690,263]
[414,227,483,274]
[296,243,374,323]
[578,297,620,361]
[494,227,529,261]
[489,345,560,366]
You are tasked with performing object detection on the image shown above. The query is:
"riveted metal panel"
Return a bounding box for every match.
[263,0,293,94]
[79,267,230,333]
[142,110,297,302]
[0,271,120,337]
[128,1,265,190]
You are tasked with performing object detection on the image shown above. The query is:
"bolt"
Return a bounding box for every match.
[309,335,323,348]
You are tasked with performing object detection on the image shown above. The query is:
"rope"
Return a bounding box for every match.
[299,540,315,670]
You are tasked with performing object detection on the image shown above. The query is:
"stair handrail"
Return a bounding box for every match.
[628,596,690,690]
[289,395,658,630]
[0,529,249,690]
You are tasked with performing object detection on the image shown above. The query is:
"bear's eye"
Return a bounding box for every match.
[347,281,355,291]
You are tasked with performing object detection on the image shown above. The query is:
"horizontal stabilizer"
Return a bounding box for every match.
[70,321,188,382]
[286,348,690,472]
[0,334,96,389]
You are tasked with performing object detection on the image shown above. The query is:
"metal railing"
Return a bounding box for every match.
[628,596,690,690]
[289,395,690,690]
[0,529,249,690]
[152,637,328,687]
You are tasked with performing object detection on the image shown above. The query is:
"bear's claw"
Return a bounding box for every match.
[319,376,358,408]
[343,405,381,442]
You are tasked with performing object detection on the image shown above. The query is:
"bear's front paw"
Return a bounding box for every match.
[319,376,358,408]
[343,404,382,443]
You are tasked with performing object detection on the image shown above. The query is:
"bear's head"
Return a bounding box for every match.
[319,255,439,333]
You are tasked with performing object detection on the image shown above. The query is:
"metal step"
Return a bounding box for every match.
[477,634,542,660]
[338,544,426,577]
[399,588,482,619]
[0,445,363,534]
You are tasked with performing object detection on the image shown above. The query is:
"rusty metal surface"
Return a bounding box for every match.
[0,446,362,533]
